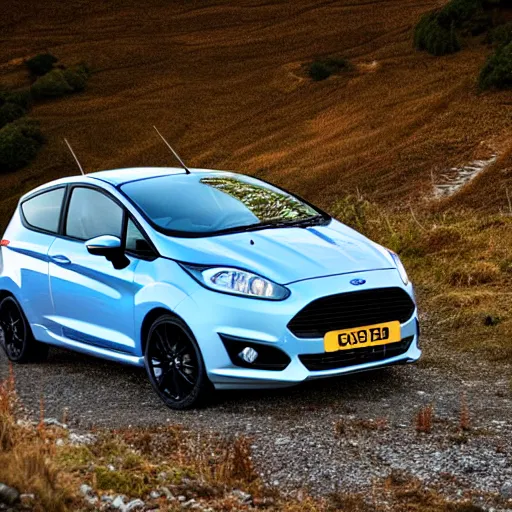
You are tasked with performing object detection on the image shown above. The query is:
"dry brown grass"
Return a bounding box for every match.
[0,0,511,231]
[416,404,434,434]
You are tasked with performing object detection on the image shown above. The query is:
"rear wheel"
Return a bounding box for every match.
[144,315,212,410]
[0,296,49,363]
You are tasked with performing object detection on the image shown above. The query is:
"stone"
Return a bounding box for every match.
[112,495,126,509]
[501,482,512,499]
[80,484,94,497]
[181,498,197,508]
[0,483,20,505]
[150,490,161,499]
[125,499,145,511]
[159,487,174,500]
[232,489,252,505]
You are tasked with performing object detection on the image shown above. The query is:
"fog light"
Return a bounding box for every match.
[239,347,258,364]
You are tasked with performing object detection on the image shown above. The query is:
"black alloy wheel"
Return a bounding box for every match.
[144,315,211,410]
[0,296,48,363]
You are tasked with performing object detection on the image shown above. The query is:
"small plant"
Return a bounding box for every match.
[30,69,74,100]
[308,57,350,81]
[478,40,512,90]
[25,53,58,77]
[414,12,461,56]
[0,119,44,172]
[415,404,434,433]
[62,63,90,92]
[459,393,471,431]
[486,22,512,47]
[0,102,26,129]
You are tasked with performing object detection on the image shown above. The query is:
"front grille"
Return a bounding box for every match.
[299,336,414,371]
[287,287,415,339]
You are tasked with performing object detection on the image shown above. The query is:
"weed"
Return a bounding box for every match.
[479,40,512,90]
[25,53,59,77]
[459,393,471,431]
[415,404,434,433]
[0,118,44,172]
[308,57,350,81]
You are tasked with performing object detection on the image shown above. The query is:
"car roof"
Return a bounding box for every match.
[21,167,232,200]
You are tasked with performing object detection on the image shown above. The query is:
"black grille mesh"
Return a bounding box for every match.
[299,336,414,371]
[288,287,415,339]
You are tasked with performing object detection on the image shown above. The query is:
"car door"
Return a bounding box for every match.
[48,186,140,354]
[13,187,66,338]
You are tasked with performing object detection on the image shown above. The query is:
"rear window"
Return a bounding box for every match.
[21,187,65,234]
[121,173,320,236]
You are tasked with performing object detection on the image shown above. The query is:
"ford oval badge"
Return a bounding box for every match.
[350,278,366,286]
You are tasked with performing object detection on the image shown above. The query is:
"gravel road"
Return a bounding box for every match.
[1,315,512,506]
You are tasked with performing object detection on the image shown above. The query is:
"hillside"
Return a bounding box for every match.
[1,0,511,230]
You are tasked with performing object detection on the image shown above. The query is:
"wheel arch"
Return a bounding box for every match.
[140,307,185,355]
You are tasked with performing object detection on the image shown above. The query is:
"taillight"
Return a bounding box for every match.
[0,240,10,246]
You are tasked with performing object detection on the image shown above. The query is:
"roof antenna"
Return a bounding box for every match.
[63,138,85,176]
[153,126,191,174]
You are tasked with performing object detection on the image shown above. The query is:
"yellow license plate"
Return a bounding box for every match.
[324,321,401,353]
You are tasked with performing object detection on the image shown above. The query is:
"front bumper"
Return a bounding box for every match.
[175,269,420,390]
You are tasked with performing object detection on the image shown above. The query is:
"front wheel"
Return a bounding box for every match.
[0,296,49,363]
[144,315,212,410]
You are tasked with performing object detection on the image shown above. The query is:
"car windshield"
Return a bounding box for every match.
[121,173,326,236]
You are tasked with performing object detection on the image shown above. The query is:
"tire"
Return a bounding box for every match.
[144,314,212,410]
[0,296,49,363]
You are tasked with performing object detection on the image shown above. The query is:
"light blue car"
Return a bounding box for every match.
[0,167,420,409]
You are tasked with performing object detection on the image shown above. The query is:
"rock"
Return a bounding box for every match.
[159,487,174,500]
[69,432,96,446]
[181,498,197,509]
[231,489,252,505]
[0,483,20,505]
[80,484,94,497]
[56,438,65,446]
[149,490,161,499]
[125,499,145,511]
[501,482,512,499]
[178,495,186,502]
[19,494,35,501]
[157,471,168,481]
[107,464,115,471]
[44,418,68,429]
[85,496,99,506]
[112,495,126,509]
[101,495,114,503]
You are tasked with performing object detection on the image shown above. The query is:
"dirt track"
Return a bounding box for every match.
[1,315,511,504]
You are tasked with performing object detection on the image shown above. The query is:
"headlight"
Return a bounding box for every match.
[388,250,409,285]
[180,264,290,300]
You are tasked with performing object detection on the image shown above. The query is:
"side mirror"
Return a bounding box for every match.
[85,235,129,269]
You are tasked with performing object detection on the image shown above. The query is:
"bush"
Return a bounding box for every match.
[0,88,32,110]
[479,40,512,89]
[486,22,512,47]
[414,0,488,55]
[0,103,26,129]
[62,64,90,92]
[25,53,58,77]
[308,57,350,81]
[30,69,74,99]
[414,12,462,55]
[31,65,90,100]
[0,119,44,172]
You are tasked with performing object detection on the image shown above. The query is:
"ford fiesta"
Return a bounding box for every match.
[0,167,420,409]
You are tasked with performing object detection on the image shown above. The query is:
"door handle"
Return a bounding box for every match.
[49,254,71,265]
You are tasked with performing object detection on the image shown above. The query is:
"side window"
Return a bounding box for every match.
[21,188,65,234]
[125,219,154,258]
[66,188,123,241]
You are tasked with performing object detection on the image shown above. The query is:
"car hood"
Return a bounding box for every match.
[152,220,396,284]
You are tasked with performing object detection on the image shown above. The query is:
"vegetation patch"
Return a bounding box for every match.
[25,53,59,77]
[31,64,90,100]
[307,57,350,81]
[479,40,512,89]
[0,119,44,173]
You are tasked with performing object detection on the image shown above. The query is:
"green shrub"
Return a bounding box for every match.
[486,22,512,47]
[0,88,32,110]
[414,12,461,55]
[62,64,90,92]
[25,53,58,77]
[479,40,512,89]
[308,57,350,81]
[0,119,43,172]
[30,69,74,99]
[0,103,26,129]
